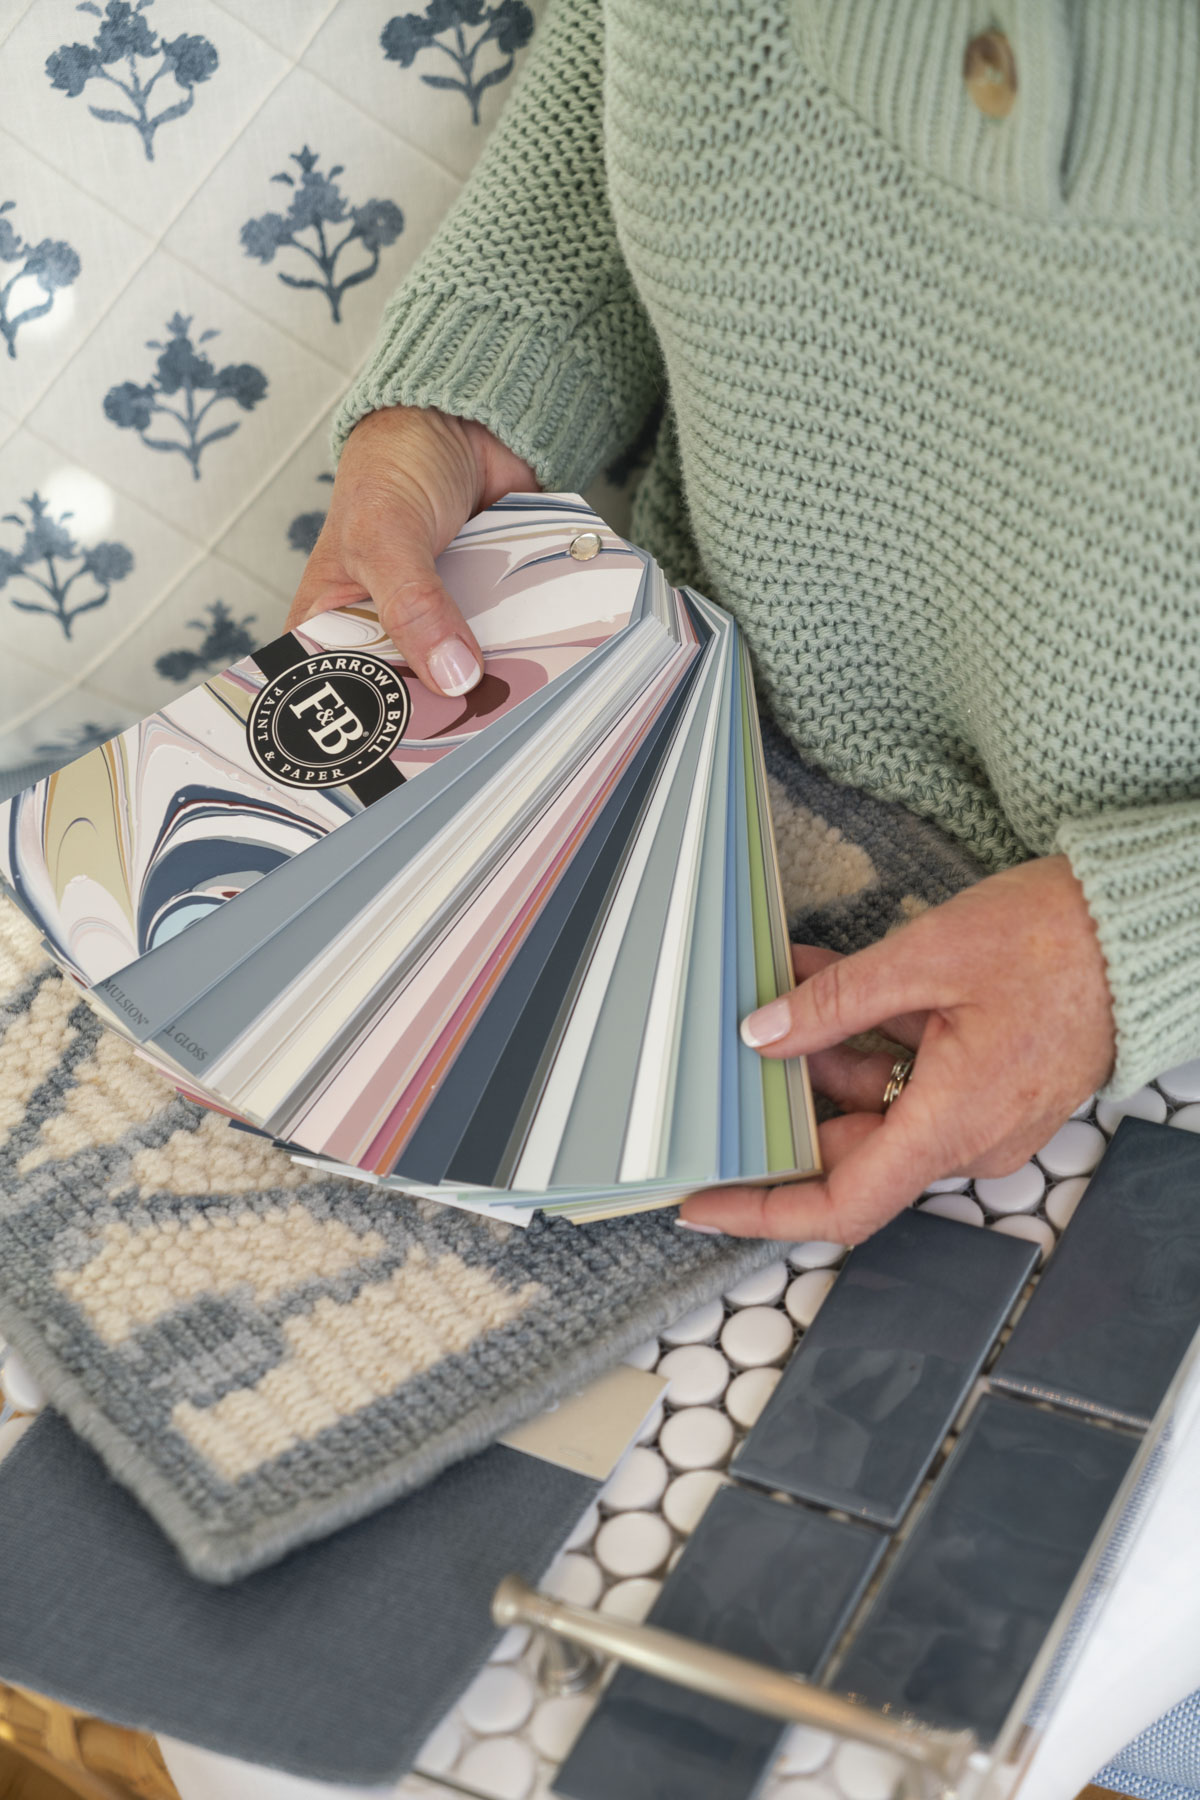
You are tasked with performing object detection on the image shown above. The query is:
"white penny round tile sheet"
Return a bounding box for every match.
[991,1214,1056,1261]
[0,1350,46,1416]
[1036,1119,1106,1178]
[1158,1062,1200,1103]
[599,1577,662,1623]
[785,1270,837,1329]
[658,1405,735,1471]
[725,1365,782,1430]
[723,1260,790,1307]
[600,1448,669,1514]
[456,1735,536,1800]
[658,1299,725,1346]
[594,1511,673,1579]
[530,1694,593,1762]
[777,1726,836,1775]
[787,1240,845,1269]
[458,1667,534,1738]
[541,1552,604,1610]
[656,1343,730,1407]
[1045,1176,1089,1233]
[918,1192,984,1227]
[721,1305,795,1368]
[974,1163,1045,1215]
[416,1716,463,1778]
[1095,1088,1168,1133]
[662,1468,727,1536]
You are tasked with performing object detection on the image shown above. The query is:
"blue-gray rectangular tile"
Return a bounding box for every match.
[732,1209,1037,1528]
[835,1393,1137,1742]
[555,1485,886,1800]
[993,1117,1200,1428]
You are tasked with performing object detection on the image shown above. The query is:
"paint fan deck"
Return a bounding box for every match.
[0,495,818,1223]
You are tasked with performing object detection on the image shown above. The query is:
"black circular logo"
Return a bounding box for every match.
[246,653,411,789]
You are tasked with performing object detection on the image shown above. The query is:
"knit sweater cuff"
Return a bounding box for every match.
[1056,801,1200,1097]
[332,285,628,495]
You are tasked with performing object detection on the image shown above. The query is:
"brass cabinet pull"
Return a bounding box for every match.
[492,1575,977,1797]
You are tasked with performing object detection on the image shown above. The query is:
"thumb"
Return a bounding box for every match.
[290,499,483,699]
[287,406,513,697]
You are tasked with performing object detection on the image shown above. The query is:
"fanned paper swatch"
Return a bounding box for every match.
[1,495,818,1223]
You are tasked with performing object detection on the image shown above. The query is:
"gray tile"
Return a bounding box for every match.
[835,1393,1137,1742]
[993,1118,1200,1428]
[732,1209,1037,1527]
[556,1486,886,1800]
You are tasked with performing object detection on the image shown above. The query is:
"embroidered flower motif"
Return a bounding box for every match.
[241,147,404,324]
[102,313,267,480]
[0,203,81,361]
[381,0,534,125]
[0,493,133,640]
[287,470,334,556]
[45,1,218,162]
[154,598,258,683]
[34,721,121,757]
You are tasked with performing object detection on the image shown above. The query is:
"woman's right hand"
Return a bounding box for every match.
[286,405,539,696]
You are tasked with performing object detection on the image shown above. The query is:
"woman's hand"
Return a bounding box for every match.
[678,855,1116,1244]
[287,405,538,696]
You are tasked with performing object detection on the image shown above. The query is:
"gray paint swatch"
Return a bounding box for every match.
[992,1117,1200,1428]
[835,1393,1137,1742]
[733,1209,1037,1527]
[556,1486,885,1800]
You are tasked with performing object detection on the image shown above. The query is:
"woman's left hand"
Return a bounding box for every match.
[677,855,1116,1244]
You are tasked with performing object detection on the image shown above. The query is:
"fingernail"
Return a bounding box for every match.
[675,1218,723,1236]
[740,998,791,1048]
[427,636,481,697]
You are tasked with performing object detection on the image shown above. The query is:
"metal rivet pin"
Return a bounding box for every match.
[569,531,602,561]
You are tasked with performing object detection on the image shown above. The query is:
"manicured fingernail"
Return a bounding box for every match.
[740,998,791,1048]
[427,636,481,696]
[675,1217,723,1236]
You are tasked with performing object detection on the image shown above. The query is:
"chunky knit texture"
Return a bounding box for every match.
[336,0,1200,1095]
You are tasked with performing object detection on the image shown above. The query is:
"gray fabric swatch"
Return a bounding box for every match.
[0,1411,594,1785]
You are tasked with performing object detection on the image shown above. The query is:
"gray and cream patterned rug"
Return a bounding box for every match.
[0,730,982,1582]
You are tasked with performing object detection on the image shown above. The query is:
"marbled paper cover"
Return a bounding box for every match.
[0,497,643,985]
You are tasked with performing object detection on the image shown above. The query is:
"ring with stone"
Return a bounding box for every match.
[882,1055,914,1110]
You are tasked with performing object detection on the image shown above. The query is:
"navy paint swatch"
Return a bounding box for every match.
[733,1209,1037,1527]
[835,1394,1137,1742]
[557,1485,886,1800]
[993,1118,1200,1428]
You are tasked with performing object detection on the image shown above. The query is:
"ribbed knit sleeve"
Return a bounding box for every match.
[1056,804,1200,1098]
[331,0,664,492]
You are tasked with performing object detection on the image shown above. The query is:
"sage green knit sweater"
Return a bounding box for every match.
[335,0,1200,1097]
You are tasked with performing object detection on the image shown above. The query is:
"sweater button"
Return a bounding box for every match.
[964,31,1017,118]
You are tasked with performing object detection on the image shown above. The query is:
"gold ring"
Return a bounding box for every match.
[882,1055,914,1110]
